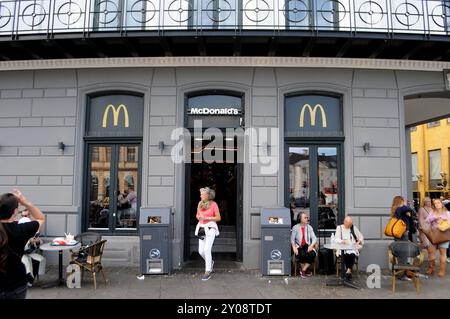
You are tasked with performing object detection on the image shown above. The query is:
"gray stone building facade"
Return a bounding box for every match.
[1,58,449,270]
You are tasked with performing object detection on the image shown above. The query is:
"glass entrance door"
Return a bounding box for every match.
[287,145,342,233]
[86,143,140,233]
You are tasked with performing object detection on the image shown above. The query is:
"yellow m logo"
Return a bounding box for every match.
[299,104,327,128]
[102,104,129,128]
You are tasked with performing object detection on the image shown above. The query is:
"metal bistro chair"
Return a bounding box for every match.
[388,241,424,293]
[71,239,107,289]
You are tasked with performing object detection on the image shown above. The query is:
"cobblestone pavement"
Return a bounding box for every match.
[26,263,450,299]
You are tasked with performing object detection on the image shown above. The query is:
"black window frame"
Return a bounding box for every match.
[83,141,142,235]
[83,91,144,235]
[284,91,345,237]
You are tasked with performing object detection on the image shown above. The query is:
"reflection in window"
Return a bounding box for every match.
[106,147,111,162]
[92,147,100,161]
[90,174,99,200]
[117,145,139,229]
[191,0,239,29]
[284,0,349,31]
[429,149,441,180]
[289,147,310,225]
[88,146,111,229]
[104,177,110,197]
[427,120,441,128]
[127,146,137,162]
[125,174,134,187]
[317,147,338,230]
[93,0,123,31]
[411,153,418,182]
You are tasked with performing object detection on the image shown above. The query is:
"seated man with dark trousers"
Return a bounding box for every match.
[291,212,317,279]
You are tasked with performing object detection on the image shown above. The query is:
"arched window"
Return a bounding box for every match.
[85,92,143,233]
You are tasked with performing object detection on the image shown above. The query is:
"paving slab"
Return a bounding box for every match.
[26,265,450,299]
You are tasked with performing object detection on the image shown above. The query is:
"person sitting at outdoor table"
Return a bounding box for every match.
[18,211,46,287]
[333,216,364,282]
[290,212,317,279]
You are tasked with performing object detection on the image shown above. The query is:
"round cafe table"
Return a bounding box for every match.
[40,242,80,289]
[324,243,362,289]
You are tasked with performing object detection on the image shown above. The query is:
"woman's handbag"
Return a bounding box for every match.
[421,221,450,245]
[196,226,206,240]
[423,227,450,245]
[384,217,407,239]
[438,220,450,232]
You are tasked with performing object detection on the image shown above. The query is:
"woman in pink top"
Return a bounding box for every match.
[426,198,450,278]
[195,187,221,281]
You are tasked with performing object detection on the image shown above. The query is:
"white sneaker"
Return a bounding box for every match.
[201,272,212,281]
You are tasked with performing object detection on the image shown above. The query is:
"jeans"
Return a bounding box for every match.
[0,285,27,300]
[198,227,216,272]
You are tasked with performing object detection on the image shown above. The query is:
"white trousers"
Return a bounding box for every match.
[198,226,216,272]
[22,253,46,277]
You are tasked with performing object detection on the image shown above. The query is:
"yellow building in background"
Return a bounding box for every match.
[410,118,450,205]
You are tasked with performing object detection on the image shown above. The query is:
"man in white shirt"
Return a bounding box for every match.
[333,216,364,281]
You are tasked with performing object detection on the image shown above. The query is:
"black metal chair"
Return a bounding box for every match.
[75,232,102,245]
[388,241,424,293]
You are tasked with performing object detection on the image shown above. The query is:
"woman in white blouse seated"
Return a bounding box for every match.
[333,216,364,281]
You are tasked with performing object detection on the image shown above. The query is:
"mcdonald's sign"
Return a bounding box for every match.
[299,104,327,128]
[87,94,143,138]
[102,104,129,128]
[284,95,342,137]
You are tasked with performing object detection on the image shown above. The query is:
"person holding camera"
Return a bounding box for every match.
[195,187,221,281]
[0,190,45,299]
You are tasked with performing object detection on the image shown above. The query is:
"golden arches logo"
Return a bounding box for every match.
[102,104,129,128]
[299,104,327,128]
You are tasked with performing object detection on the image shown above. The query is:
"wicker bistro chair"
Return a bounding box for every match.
[388,241,424,293]
[70,239,107,289]
[70,232,102,263]
[292,242,319,276]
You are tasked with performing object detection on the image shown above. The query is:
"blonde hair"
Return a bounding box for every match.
[432,198,447,215]
[422,197,431,205]
[200,187,215,201]
[390,196,405,217]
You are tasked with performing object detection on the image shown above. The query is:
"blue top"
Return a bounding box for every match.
[395,205,415,231]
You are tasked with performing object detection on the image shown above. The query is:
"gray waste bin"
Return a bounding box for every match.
[139,208,172,275]
[260,208,291,276]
